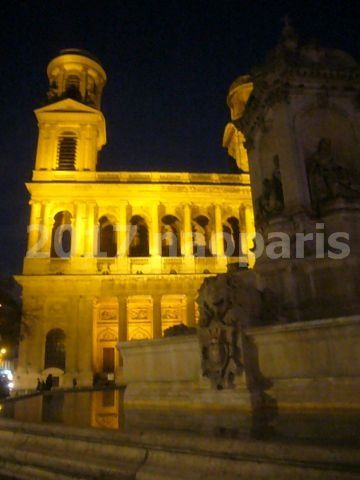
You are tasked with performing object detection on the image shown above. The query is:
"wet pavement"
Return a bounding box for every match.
[1,388,359,447]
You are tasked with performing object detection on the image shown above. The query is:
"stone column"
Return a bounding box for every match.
[183,203,193,256]
[85,203,96,257]
[73,202,86,256]
[27,200,42,256]
[59,69,66,95]
[150,203,160,256]
[41,203,53,254]
[49,128,59,170]
[243,203,255,264]
[93,206,100,257]
[244,204,254,236]
[43,124,53,170]
[116,203,128,257]
[238,204,247,256]
[80,69,87,100]
[35,124,52,170]
[76,295,94,386]
[214,204,224,256]
[82,125,97,171]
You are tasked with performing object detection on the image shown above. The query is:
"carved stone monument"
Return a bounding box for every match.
[196,22,360,414]
[234,21,360,321]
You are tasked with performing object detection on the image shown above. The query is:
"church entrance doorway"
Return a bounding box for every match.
[93,298,119,378]
[102,347,115,373]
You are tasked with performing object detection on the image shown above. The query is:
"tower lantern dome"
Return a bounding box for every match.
[227,75,253,121]
[46,49,107,109]
[222,75,253,172]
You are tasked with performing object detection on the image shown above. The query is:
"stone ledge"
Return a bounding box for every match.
[247,314,360,337]
[0,418,359,479]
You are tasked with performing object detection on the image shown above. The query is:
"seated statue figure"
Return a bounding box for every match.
[307,138,360,211]
[256,155,284,223]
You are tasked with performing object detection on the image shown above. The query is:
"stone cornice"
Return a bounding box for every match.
[238,63,360,147]
[31,170,250,185]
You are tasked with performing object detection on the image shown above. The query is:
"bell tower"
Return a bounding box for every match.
[34,49,107,172]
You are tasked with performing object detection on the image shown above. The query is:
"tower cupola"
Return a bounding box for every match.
[46,49,107,109]
[223,75,253,172]
[33,49,107,172]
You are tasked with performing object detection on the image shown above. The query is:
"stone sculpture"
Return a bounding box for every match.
[163,323,197,337]
[256,155,284,223]
[197,271,281,436]
[197,271,276,389]
[308,138,360,211]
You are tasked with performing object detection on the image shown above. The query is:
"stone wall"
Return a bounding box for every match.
[119,315,360,411]
[248,315,360,409]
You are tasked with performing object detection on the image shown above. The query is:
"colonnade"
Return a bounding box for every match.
[27,200,254,259]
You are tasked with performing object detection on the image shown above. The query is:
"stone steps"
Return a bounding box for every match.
[0,429,142,479]
[136,449,357,480]
[0,462,84,480]
[0,419,359,479]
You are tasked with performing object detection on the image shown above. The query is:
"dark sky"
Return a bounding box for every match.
[0,0,358,275]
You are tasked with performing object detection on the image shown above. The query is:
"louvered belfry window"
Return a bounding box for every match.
[57,133,77,170]
[65,74,80,91]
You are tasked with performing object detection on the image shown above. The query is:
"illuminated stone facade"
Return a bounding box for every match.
[16,50,254,389]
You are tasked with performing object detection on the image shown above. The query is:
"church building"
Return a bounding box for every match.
[16,50,254,389]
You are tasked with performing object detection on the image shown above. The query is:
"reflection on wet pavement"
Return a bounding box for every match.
[0,389,123,430]
[1,388,359,446]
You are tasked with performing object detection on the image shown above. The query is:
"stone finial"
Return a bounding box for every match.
[280,16,299,52]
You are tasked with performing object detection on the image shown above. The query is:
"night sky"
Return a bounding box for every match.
[0,0,358,275]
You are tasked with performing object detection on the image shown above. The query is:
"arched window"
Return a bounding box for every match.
[129,215,149,257]
[65,74,80,91]
[65,74,81,101]
[98,216,117,257]
[161,215,181,257]
[192,215,212,257]
[223,217,241,257]
[57,132,77,170]
[44,328,66,370]
[51,211,72,258]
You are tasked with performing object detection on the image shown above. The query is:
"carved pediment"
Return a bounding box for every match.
[97,328,117,342]
[35,98,99,115]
